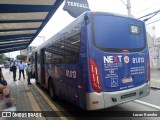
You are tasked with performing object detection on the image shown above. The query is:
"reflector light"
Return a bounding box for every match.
[92,101,99,104]
[89,58,102,93]
[122,50,128,52]
[146,56,150,82]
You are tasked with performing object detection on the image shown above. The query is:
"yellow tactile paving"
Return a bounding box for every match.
[24,84,46,120]
[33,84,68,120]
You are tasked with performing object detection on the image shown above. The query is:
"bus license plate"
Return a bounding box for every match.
[122,78,133,83]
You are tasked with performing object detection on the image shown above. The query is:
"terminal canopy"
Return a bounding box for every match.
[0,0,64,53]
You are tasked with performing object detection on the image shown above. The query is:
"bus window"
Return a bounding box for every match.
[92,15,145,52]
[44,33,81,64]
[44,51,52,64]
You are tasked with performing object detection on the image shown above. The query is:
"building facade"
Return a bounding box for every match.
[20,46,36,57]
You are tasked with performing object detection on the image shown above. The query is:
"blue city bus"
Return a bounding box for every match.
[31,12,150,110]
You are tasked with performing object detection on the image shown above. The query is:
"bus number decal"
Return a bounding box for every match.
[66,70,76,78]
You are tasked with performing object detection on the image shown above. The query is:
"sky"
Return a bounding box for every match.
[34,0,160,43]
[9,0,160,58]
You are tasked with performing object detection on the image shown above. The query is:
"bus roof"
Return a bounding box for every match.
[34,11,143,52]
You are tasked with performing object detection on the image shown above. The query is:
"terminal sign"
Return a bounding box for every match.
[63,0,90,18]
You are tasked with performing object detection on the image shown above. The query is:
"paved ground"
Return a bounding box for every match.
[150,69,160,89]
[0,68,59,120]
[0,68,37,120]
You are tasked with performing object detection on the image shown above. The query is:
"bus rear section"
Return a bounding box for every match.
[85,13,150,110]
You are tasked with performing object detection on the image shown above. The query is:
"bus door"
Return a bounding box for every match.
[37,51,41,83]
[35,52,38,82]
[40,49,45,85]
[36,50,45,85]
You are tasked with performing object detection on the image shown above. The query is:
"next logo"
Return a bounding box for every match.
[104,56,122,64]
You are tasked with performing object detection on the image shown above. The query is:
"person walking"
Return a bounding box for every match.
[18,60,25,80]
[11,62,17,81]
[26,62,31,85]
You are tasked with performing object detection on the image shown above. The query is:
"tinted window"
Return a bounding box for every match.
[37,51,41,64]
[44,33,81,64]
[30,54,35,64]
[92,15,146,52]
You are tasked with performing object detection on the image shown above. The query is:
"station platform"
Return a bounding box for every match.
[0,68,66,120]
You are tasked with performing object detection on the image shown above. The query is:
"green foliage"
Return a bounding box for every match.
[0,59,3,64]
[0,54,5,59]
[4,57,10,61]
[16,55,27,61]
[0,54,5,64]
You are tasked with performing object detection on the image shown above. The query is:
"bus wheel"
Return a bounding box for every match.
[35,79,39,85]
[49,80,56,100]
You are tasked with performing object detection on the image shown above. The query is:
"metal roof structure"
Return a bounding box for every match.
[0,0,64,54]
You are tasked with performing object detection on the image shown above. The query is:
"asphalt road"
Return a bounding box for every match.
[48,89,160,120]
[34,81,160,120]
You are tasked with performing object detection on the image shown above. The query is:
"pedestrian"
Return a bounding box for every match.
[11,62,17,81]
[0,84,10,98]
[25,62,28,79]
[18,60,25,80]
[0,67,10,97]
[25,62,31,85]
[0,67,7,86]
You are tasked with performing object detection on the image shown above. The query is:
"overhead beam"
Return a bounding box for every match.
[0,37,32,42]
[0,34,35,40]
[0,28,38,32]
[0,46,26,53]
[0,43,28,49]
[0,41,30,46]
[0,4,52,13]
[0,19,44,23]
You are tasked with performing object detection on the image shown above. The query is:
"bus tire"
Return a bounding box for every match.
[35,79,39,85]
[48,79,56,100]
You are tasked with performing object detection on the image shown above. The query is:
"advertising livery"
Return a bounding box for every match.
[31,12,150,110]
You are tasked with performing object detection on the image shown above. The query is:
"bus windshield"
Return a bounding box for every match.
[92,15,146,52]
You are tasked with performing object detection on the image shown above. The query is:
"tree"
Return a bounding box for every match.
[0,54,5,59]
[4,57,10,61]
[0,54,5,64]
[16,55,27,61]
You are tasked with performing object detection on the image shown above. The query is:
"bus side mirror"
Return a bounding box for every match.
[84,16,90,25]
